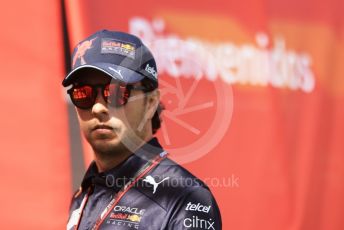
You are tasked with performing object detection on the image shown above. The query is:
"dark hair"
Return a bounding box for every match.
[141,78,164,134]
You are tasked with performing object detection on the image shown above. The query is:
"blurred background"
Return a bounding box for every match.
[0,0,343,229]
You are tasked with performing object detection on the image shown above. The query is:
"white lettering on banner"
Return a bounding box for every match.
[185,202,211,213]
[183,216,215,230]
[129,17,315,93]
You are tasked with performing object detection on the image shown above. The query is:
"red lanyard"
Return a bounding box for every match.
[72,151,167,230]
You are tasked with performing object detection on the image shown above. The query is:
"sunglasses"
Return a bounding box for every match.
[67,83,148,109]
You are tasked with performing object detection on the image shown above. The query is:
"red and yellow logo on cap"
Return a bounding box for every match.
[101,38,136,59]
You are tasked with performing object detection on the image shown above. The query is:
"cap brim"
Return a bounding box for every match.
[62,63,145,86]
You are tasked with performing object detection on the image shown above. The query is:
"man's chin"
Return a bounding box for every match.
[89,138,125,154]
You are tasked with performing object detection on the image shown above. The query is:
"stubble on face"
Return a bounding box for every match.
[73,70,154,168]
[85,110,148,158]
[78,89,150,160]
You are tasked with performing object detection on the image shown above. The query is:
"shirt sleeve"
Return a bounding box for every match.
[166,187,222,230]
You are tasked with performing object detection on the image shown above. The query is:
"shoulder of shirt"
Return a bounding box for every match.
[133,157,215,211]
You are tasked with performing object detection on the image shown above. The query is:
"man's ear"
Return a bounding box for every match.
[137,89,160,132]
[145,89,160,120]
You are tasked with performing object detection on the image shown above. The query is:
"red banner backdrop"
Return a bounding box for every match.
[0,0,343,229]
[0,0,71,229]
[64,1,344,230]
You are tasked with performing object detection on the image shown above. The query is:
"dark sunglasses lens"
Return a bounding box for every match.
[70,85,95,109]
[105,84,130,107]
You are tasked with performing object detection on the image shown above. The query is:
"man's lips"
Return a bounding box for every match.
[92,124,114,132]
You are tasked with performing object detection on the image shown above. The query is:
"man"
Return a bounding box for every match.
[63,30,222,230]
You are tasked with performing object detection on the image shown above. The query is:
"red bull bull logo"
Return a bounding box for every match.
[72,38,96,68]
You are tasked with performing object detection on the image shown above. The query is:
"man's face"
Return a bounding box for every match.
[72,69,156,156]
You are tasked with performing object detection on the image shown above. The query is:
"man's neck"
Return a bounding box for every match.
[94,151,132,173]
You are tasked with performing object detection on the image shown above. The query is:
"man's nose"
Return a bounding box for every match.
[91,88,109,117]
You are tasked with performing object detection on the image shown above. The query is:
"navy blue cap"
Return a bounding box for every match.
[62,30,158,87]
